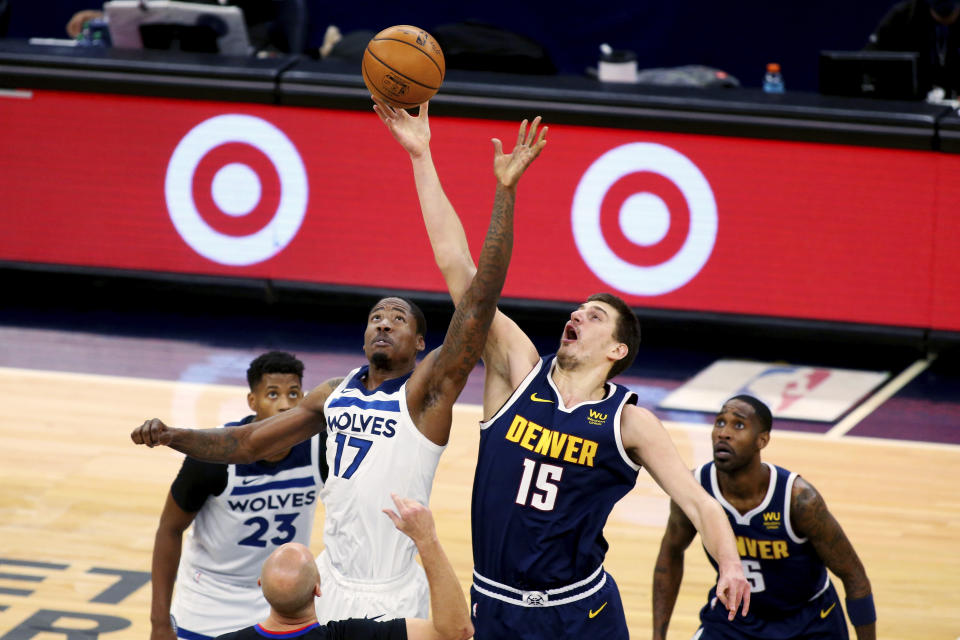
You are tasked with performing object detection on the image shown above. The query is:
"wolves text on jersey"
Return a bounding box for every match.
[227,491,316,512]
[326,411,397,438]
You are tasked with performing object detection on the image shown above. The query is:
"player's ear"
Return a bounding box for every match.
[757,430,770,450]
[609,342,628,362]
[247,392,257,412]
[314,583,322,598]
[416,335,425,352]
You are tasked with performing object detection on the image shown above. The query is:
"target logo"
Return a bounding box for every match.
[165,114,308,266]
[571,143,717,296]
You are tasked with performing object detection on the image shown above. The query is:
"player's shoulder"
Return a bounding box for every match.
[788,472,828,523]
[621,403,661,426]
[789,472,818,500]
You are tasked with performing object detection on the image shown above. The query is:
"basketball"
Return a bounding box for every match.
[362,25,445,109]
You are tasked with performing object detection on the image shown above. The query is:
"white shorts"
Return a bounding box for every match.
[170,564,270,639]
[314,548,429,623]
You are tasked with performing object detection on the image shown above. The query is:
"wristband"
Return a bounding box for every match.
[845,593,876,626]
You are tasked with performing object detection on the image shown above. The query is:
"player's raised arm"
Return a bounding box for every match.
[130,378,340,463]
[622,405,750,621]
[388,111,545,442]
[374,100,544,416]
[791,477,876,640]
[383,495,473,640]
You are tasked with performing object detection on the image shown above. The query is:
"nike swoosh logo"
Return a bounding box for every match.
[241,478,258,485]
[588,602,607,618]
[820,602,836,618]
[530,392,554,403]
[365,614,385,621]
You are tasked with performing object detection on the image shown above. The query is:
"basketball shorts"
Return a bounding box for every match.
[170,564,269,639]
[314,549,430,624]
[470,568,628,640]
[694,580,849,640]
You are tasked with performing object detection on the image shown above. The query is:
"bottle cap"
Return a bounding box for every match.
[766,62,781,72]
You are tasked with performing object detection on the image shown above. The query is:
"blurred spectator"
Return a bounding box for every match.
[65,0,308,54]
[866,0,960,97]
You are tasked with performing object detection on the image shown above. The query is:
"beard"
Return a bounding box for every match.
[555,350,581,371]
[370,351,392,370]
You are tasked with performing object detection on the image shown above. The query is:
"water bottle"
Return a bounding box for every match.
[763,62,784,93]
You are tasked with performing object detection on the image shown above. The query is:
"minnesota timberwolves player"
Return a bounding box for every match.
[374,99,750,639]
[132,114,547,624]
[153,351,322,640]
[652,396,876,639]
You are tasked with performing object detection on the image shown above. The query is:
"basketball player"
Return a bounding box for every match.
[132,115,547,624]
[373,98,749,639]
[651,396,876,640]
[152,351,322,640]
[215,495,472,640]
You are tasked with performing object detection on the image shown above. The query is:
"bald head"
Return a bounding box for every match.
[260,543,320,617]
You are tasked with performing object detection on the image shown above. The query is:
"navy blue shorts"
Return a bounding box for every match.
[470,571,628,640]
[695,581,849,640]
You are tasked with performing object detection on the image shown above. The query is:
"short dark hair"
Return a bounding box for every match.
[247,351,305,390]
[726,394,773,432]
[401,297,427,337]
[587,292,641,380]
[371,297,427,337]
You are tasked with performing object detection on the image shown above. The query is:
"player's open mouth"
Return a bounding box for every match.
[562,323,578,343]
[713,442,733,458]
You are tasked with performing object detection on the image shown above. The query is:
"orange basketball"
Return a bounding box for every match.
[362,25,445,109]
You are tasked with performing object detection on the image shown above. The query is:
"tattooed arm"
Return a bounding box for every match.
[374,100,544,421]
[791,476,876,640]
[396,114,548,445]
[652,498,699,640]
[130,378,342,463]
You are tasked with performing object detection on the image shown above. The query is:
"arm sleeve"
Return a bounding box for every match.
[170,456,228,513]
[318,434,329,484]
[326,618,407,640]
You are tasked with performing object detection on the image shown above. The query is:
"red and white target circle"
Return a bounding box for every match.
[165,114,308,266]
[571,143,717,296]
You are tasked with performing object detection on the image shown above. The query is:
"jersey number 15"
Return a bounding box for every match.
[515,458,564,511]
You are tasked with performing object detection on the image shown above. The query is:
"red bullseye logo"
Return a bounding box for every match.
[165,115,308,266]
[571,143,717,296]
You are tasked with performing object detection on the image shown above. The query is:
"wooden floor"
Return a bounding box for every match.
[1,367,958,639]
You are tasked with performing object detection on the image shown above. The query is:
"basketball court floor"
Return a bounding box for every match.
[1,298,958,639]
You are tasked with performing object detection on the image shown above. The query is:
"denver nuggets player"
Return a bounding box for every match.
[153,351,323,640]
[375,99,749,639]
[132,114,548,624]
[652,396,876,640]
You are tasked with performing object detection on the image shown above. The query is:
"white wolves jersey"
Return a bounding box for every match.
[472,356,639,590]
[321,365,445,581]
[179,423,323,585]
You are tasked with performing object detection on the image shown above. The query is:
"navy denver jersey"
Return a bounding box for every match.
[472,355,639,590]
[697,461,830,618]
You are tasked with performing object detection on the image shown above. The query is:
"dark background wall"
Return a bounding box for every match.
[5,0,896,91]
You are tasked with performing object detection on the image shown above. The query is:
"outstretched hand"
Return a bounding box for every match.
[131,418,175,448]
[373,98,431,158]
[383,493,437,547]
[493,116,548,189]
[714,564,751,621]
